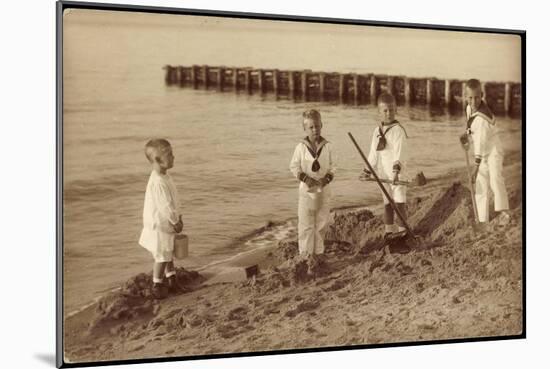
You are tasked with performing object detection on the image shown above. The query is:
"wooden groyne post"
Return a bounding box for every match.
[273,69,280,96]
[319,72,326,101]
[504,82,511,113]
[403,77,411,105]
[339,74,347,103]
[301,71,309,100]
[203,65,209,89]
[258,69,265,94]
[244,69,251,94]
[444,79,451,105]
[232,68,239,91]
[190,65,198,88]
[164,65,522,116]
[352,74,360,104]
[369,75,377,104]
[426,79,433,106]
[288,71,296,98]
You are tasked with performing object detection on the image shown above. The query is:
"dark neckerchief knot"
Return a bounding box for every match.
[302,136,328,173]
[376,120,406,151]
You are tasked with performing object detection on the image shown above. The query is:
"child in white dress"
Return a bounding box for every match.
[139,139,186,299]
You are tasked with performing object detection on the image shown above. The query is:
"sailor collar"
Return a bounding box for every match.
[378,120,408,138]
[382,119,400,127]
[301,136,328,157]
[467,101,495,129]
[301,136,328,173]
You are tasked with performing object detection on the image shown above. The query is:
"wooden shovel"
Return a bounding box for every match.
[360,171,427,187]
[348,132,416,239]
[460,136,479,224]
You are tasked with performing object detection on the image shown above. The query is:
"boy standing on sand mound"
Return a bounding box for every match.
[139,139,188,299]
[362,93,409,243]
[461,79,510,225]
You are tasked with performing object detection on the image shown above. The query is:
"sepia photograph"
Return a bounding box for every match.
[58,1,524,366]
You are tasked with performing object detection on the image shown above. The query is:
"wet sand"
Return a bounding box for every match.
[63,150,523,364]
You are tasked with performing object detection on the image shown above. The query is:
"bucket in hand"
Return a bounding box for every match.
[174,234,189,259]
[307,186,323,211]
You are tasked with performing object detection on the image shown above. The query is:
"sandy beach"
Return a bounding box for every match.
[63,149,523,364]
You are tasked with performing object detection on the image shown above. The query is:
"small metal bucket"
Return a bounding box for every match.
[174,234,189,259]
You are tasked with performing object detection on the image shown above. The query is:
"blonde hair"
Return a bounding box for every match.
[144,139,171,163]
[466,79,482,90]
[377,92,396,106]
[302,109,322,123]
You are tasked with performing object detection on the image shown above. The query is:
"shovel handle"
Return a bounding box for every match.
[348,132,415,237]
[360,177,411,186]
[463,148,479,224]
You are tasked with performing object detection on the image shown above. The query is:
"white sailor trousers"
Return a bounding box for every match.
[298,187,332,256]
[379,183,406,205]
[475,147,509,222]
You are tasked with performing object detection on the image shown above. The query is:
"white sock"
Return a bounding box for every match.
[397,226,406,233]
[165,270,176,278]
[153,277,163,284]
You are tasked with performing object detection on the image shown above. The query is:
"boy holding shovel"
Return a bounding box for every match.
[362,93,409,240]
[461,79,510,225]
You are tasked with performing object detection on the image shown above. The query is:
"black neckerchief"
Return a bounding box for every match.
[379,120,408,137]
[467,101,495,130]
[302,136,328,172]
[376,120,408,151]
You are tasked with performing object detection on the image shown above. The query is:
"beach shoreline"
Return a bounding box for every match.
[63,150,523,364]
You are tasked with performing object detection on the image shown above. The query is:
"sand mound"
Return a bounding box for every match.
[250,267,292,293]
[323,181,476,255]
[276,240,299,260]
[408,182,472,243]
[89,267,203,332]
[259,180,477,291]
[286,254,331,283]
[251,254,332,295]
[326,209,377,246]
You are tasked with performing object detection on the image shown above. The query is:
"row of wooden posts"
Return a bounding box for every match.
[164,65,521,116]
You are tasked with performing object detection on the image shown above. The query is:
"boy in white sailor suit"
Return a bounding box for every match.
[363,93,409,239]
[289,109,336,257]
[461,78,510,224]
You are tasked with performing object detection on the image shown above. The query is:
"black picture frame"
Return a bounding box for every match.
[56,1,526,367]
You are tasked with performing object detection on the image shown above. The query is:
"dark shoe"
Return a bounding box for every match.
[389,242,411,254]
[378,232,393,249]
[388,235,411,254]
[167,275,190,294]
[152,282,168,299]
[495,211,511,226]
[391,230,408,239]
[307,253,329,277]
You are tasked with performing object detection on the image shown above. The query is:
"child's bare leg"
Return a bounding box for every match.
[395,203,407,232]
[152,262,169,299]
[383,204,395,234]
[165,261,176,278]
[153,262,167,284]
[165,260,188,293]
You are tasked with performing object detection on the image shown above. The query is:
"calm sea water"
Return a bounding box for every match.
[62,10,522,313]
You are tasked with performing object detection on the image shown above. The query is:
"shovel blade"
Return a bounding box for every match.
[412,171,427,186]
